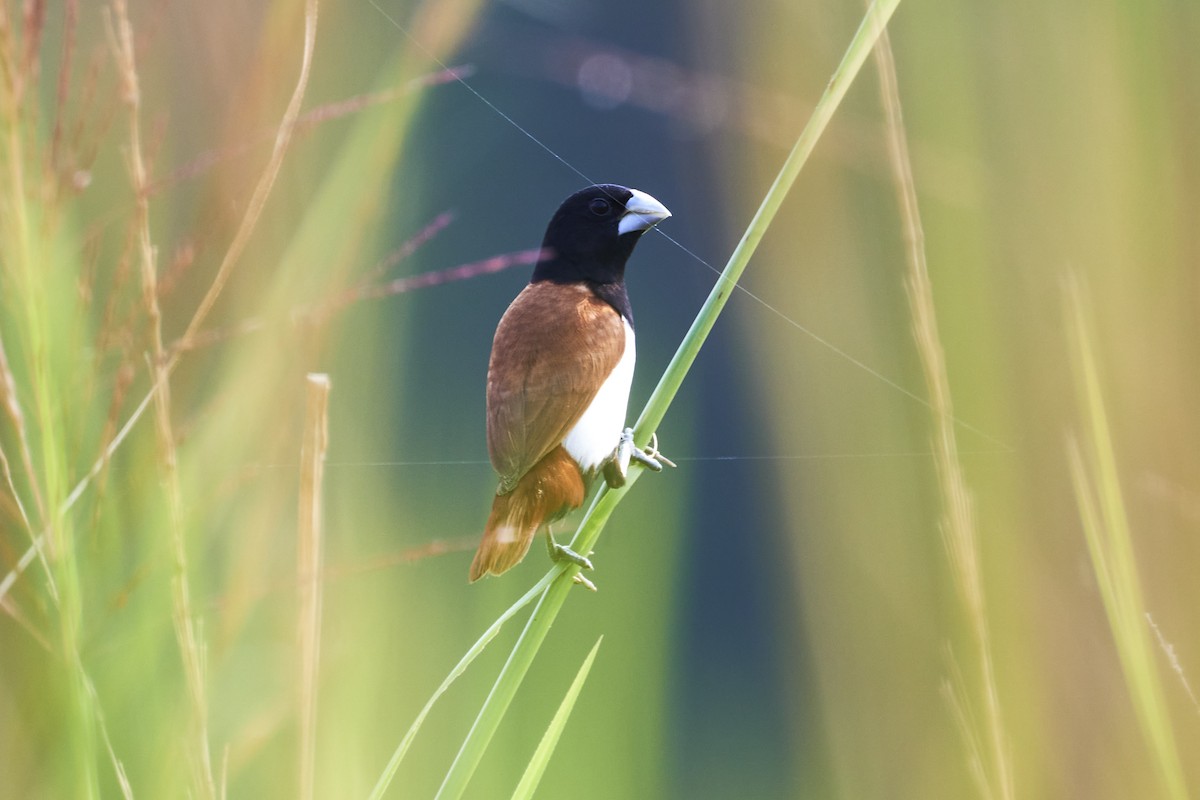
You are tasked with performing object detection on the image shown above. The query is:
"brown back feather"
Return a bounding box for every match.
[486,282,625,493]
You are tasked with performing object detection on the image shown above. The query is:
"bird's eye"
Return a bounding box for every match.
[588,198,611,216]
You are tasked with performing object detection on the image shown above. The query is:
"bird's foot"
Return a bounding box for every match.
[545,529,594,572]
[640,431,676,470]
[603,429,674,488]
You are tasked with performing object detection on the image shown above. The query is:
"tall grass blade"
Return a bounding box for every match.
[367,571,557,800]
[510,637,604,800]
[298,374,331,800]
[105,1,219,791]
[872,24,1014,800]
[1065,276,1188,800]
[431,1,904,797]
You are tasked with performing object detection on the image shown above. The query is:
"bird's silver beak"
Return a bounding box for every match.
[618,188,671,235]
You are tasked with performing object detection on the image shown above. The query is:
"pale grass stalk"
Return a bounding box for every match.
[82,669,135,799]
[941,653,989,799]
[1,11,98,796]
[1065,277,1188,800]
[0,437,30,531]
[0,537,51,608]
[297,374,330,800]
[0,338,53,594]
[176,0,320,353]
[1,0,344,615]
[105,2,216,795]
[42,3,320,789]
[0,332,48,535]
[0,6,51,554]
[220,745,230,800]
[0,233,54,605]
[872,27,1014,800]
[0,373,157,606]
[1,2,321,793]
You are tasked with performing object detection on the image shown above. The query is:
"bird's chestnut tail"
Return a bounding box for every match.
[469,445,586,581]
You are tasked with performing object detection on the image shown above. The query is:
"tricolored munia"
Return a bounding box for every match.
[470,184,671,582]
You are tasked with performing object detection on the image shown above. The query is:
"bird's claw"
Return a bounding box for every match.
[639,432,676,469]
[604,428,674,488]
[546,530,594,571]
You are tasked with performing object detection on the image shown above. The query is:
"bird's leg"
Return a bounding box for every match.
[603,428,674,489]
[545,525,594,572]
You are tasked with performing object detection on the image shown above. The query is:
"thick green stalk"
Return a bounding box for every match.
[431,1,903,797]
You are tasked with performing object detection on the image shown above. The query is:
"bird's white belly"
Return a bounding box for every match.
[563,322,635,472]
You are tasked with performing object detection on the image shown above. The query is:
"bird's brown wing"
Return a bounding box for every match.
[486,281,626,493]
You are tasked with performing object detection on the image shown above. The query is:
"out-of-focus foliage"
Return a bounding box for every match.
[0,0,1197,798]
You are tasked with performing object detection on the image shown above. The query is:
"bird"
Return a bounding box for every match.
[469,184,671,582]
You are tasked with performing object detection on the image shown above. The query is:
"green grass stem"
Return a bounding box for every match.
[368,570,557,800]
[428,1,903,796]
[510,637,604,800]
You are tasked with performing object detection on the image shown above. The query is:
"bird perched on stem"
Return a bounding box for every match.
[470,184,671,582]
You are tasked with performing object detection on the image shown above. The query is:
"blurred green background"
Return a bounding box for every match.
[2,0,1198,797]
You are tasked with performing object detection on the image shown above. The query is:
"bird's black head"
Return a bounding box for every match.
[532,184,670,288]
